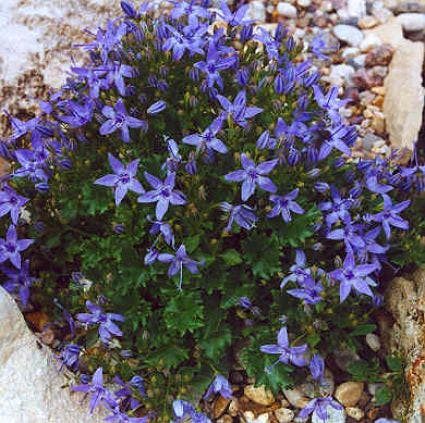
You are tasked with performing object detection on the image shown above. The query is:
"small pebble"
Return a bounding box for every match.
[333,24,364,47]
[358,15,379,29]
[334,382,364,407]
[244,385,275,406]
[277,2,298,18]
[297,0,312,8]
[396,12,425,32]
[274,408,295,423]
[345,407,365,421]
[359,34,382,52]
[366,333,381,351]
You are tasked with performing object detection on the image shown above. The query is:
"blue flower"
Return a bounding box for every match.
[158,245,202,288]
[183,117,227,154]
[100,99,147,143]
[72,368,114,414]
[171,399,211,423]
[1,259,35,306]
[76,301,125,344]
[220,202,257,231]
[217,91,263,128]
[137,172,186,220]
[147,100,167,115]
[217,1,252,26]
[260,327,309,368]
[299,396,343,421]
[287,275,323,305]
[225,153,278,201]
[0,225,33,269]
[95,153,144,206]
[329,252,378,302]
[0,185,29,225]
[204,375,232,399]
[267,189,305,222]
[60,343,82,371]
[309,354,325,382]
[371,194,410,240]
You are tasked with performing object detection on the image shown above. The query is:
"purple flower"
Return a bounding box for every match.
[204,375,232,400]
[299,397,343,421]
[158,245,202,287]
[256,130,276,150]
[225,154,277,201]
[138,172,186,220]
[13,149,49,183]
[95,153,144,206]
[171,399,211,423]
[100,99,147,143]
[220,202,257,231]
[0,225,33,269]
[216,91,263,128]
[260,327,309,368]
[287,276,323,305]
[194,42,237,90]
[147,100,167,115]
[267,189,304,222]
[169,1,209,20]
[1,259,35,305]
[313,85,349,124]
[60,343,82,371]
[281,249,311,288]
[217,1,252,26]
[76,300,125,344]
[327,219,366,252]
[107,62,135,96]
[182,118,227,154]
[72,368,113,414]
[319,186,352,227]
[310,354,325,382]
[371,194,410,240]
[0,185,29,224]
[329,252,378,302]
[58,98,95,127]
[104,407,148,423]
[149,219,174,247]
[318,123,355,160]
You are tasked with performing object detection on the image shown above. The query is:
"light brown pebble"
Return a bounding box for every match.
[213,395,232,419]
[228,399,239,417]
[345,407,365,421]
[274,407,295,423]
[217,415,233,423]
[335,382,364,407]
[244,385,275,406]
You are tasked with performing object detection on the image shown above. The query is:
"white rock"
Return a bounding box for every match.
[0,287,106,423]
[248,1,267,22]
[365,333,381,351]
[383,38,424,149]
[277,2,298,18]
[396,12,425,32]
[341,47,361,59]
[347,0,367,18]
[351,54,367,68]
[333,25,364,47]
[297,0,312,7]
[312,406,346,423]
[359,34,382,52]
[327,64,356,86]
[274,408,295,423]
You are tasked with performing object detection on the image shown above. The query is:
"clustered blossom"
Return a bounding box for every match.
[0,0,416,420]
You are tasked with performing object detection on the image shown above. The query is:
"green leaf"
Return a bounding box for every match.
[221,249,242,266]
[375,386,392,405]
[386,355,403,373]
[350,324,377,336]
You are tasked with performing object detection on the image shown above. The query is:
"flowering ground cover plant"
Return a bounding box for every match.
[1,0,425,421]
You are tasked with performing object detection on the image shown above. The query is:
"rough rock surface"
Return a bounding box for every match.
[367,19,425,150]
[385,268,425,423]
[0,286,106,423]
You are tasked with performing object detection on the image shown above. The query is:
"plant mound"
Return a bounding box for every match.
[1,1,424,421]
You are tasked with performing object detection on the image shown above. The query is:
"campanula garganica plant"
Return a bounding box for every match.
[1,0,424,421]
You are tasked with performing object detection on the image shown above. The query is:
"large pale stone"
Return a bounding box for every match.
[383,39,424,149]
[385,268,425,423]
[366,19,425,150]
[0,287,106,423]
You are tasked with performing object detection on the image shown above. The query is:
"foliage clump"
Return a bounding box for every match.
[1,1,424,421]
